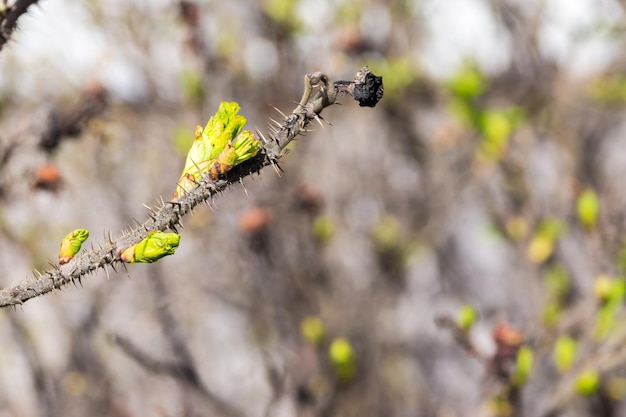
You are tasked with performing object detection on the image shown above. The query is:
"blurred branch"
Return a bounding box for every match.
[113,333,244,417]
[0,67,383,308]
[0,0,40,51]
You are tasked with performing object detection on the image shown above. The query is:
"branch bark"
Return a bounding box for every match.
[0,66,383,308]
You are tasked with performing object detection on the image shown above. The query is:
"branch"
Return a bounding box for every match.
[0,67,383,308]
[0,0,40,51]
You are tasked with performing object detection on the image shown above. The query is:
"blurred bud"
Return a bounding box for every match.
[59,229,89,264]
[120,231,180,264]
[456,304,478,332]
[312,215,335,243]
[372,215,403,252]
[575,369,600,396]
[504,216,528,241]
[527,218,562,264]
[593,275,614,302]
[32,164,63,192]
[62,371,88,396]
[577,189,600,230]
[295,183,325,213]
[447,63,485,100]
[491,322,525,381]
[180,69,205,106]
[238,206,272,235]
[606,377,626,401]
[300,316,326,346]
[328,337,357,383]
[477,108,523,163]
[511,346,533,387]
[553,336,577,374]
[493,322,524,348]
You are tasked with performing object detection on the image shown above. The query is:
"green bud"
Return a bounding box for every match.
[511,345,533,387]
[577,189,600,230]
[575,369,600,396]
[300,316,326,346]
[59,229,89,264]
[554,336,577,374]
[328,337,357,383]
[121,231,180,264]
[456,305,478,332]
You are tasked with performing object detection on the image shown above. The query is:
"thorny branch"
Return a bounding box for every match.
[0,0,40,51]
[0,67,383,308]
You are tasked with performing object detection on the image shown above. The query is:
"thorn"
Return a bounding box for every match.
[268,117,282,128]
[271,162,281,177]
[142,203,154,213]
[240,178,248,197]
[104,267,111,280]
[271,104,288,119]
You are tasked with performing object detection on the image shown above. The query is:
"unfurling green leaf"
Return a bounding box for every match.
[59,229,89,264]
[120,231,181,264]
[174,102,260,198]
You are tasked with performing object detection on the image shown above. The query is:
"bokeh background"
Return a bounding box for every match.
[2,0,626,416]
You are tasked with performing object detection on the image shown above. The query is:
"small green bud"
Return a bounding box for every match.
[300,316,326,346]
[328,337,357,383]
[121,231,181,264]
[456,305,478,332]
[59,229,89,264]
[554,336,577,374]
[575,369,600,396]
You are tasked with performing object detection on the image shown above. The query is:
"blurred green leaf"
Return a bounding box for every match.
[588,75,626,105]
[575,369,600,396]
[456,304,478,332]
[527,218,562,264]
[301,316,326,346]
[179,69,205,106]
[446,63,486,100]
[328,337,357,383]
[476,107,523,163]
[312,215,335,243]
[263,0,303,32]
[512,346,533,387]
[367,58,418,100]
[554,336,577,374]
[577,189,600,230]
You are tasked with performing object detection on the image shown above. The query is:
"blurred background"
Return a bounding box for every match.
[2,0,626,416]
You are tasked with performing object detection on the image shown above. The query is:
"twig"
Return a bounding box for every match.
[0,66,383,308]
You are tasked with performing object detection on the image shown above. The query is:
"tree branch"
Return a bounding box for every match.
[0,0,40,51]
[0,66,383,308]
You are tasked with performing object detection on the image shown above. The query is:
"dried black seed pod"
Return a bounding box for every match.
[353,67,384,108]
